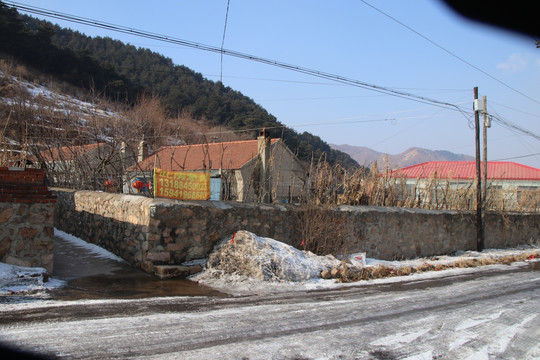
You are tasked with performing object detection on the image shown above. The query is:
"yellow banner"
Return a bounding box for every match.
[153,168,210,200]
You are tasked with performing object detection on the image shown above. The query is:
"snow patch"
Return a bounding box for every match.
[197,230,340,282]
[455,311,504,331]
[0,262,64,300]
[54,228,126,263]
[370,328,431,347]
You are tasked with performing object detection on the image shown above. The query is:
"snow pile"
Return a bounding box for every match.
[0,262,64,300]
[199,230,340,282]
[193,230,539,295]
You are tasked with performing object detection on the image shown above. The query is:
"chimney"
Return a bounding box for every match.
[257,128,271,203]
[138,140,148,163]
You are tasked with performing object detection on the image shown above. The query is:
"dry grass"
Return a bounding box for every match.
[300,158,540,213]
[335,251,539,282]
[2,59,540,213]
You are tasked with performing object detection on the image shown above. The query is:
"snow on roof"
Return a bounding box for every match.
[133,138,279,172]
[389,161,540,181]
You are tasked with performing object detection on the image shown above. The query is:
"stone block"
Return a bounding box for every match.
[147,233,161,242]
[145,251,170,262]
[4,255,31,268]
[321,270,332,279]
[0,236,12,257]
[154,265,190,279]
[166,243,185,251]
[140,261,154,273]
[0,208,14,223]
[189,265,203,275]
[18,227,38,239]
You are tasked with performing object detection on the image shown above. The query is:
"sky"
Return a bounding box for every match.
[7,0,540,168]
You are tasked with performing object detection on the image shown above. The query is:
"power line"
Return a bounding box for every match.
[9,1,540,147]
[5,1,461,111]
[489,100,540,118]
[489,113,540,141]
[491,152,540,161]
[359,0,540,106]
[220,0,231,83]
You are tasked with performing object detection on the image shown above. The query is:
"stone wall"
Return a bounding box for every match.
[53,189,297,276]
[53,188,540,277]
[0,168,56,273]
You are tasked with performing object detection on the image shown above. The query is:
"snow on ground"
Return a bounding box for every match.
[1,229,538,299]
[191,230,540,296]
[0,69,119,126]
[0,229,125,300]
[0,262,64,300]
[54,229,126,263]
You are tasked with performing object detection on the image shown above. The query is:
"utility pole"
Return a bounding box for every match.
[474,87,485,251]
[482,96,489,207]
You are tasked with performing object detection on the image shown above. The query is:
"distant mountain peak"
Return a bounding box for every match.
[330,144,474,169]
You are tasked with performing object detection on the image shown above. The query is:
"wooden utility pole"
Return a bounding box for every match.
[482,96,488,207]
[474,87,485,251]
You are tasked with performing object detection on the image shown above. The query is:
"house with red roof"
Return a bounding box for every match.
[389,161,540,208]
[128,130,307,203]
[38,142,123,189]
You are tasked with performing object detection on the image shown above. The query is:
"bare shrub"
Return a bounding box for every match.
[335,251,539,282]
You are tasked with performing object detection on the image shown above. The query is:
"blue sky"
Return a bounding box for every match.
[10,0,540,168]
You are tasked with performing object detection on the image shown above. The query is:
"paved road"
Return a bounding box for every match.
[0,264,538,359]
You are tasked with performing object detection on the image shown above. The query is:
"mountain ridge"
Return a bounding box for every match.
[0,4,358,168]
[330,144,475,169]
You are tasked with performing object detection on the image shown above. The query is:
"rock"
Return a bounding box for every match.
[154,265,190,279]
[189,265,203,275]
[0,208,14,223]
[321,270,332,279]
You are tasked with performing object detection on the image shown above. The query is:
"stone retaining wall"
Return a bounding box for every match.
[0,168,56,273]
[53,188,540,277]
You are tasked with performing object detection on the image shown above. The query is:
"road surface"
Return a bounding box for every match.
[0,264,538,359]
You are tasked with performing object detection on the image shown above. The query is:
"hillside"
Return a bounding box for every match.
[330,144,475,169]
[0,3,358,168]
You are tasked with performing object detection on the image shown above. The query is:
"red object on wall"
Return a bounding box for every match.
[132,180,144,190]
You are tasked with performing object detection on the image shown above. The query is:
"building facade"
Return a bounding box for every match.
[130,131,307,203]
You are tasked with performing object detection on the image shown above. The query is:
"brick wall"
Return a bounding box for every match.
[53,188,540,278]
[0,167,56,272]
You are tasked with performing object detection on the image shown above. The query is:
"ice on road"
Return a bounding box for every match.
[1,264,538,359]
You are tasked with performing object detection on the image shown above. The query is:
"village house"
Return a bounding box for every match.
[129,130,307,203]
[35,140,151,191]
[389,161,540,209]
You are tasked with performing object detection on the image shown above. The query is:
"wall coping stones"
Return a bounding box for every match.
[53,188,540,278]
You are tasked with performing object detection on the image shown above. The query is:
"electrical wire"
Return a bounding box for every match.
[489,100,540,118]
[7,1,540,152]
[220,0,231,83]
[359,0,540,106]
[491,152,540,161]
[489,114,540,141]
[4,1,461,112]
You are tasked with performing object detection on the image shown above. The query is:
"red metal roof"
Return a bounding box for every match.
[389,161,540,181]
[39,143,105,162]
[135,139,279,172]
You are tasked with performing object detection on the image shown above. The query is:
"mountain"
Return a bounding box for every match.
[330,144,475,169]
[0,3,358,168]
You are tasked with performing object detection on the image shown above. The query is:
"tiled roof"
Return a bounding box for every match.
[135,139,279,171]
[39,143,105,162]
[389,161,540,181]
